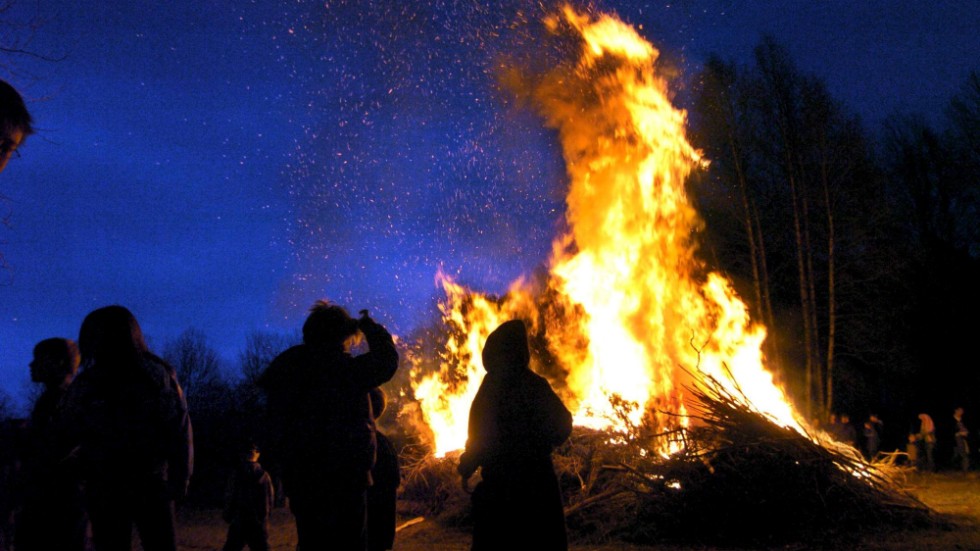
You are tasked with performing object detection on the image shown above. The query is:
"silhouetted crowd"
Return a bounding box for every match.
[0,302,572,551]
[1,306,193,551]
[819,408,972,472]
[3,80,573,550]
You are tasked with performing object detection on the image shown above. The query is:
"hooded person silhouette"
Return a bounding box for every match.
[458,319,573,551]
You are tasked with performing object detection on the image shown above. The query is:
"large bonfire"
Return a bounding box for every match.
[410,5,796,457]
[399,5,933,544]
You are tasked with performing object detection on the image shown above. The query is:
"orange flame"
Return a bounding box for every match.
[410,5,803,458]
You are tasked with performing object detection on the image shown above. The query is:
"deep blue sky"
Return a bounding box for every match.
[2,0,978,409]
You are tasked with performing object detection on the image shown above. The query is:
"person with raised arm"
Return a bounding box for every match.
[258,302,398,551]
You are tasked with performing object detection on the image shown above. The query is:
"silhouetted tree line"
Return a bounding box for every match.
[689,36,980,447]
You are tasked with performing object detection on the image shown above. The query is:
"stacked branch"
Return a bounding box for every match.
[558,373,938,545]
[397,449,473,526]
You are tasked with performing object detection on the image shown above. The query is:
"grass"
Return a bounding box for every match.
[163,471,980,550]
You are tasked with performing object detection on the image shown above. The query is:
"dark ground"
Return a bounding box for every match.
[166,471,980,550]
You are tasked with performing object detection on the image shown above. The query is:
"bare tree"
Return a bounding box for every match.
[944,71,980,256]
[752,37,823,418]
[693,37,903,420]
[238,331,295,385]
[0,387,12,421]
[0,0,63,69]
[694,55,781,375]
[162,328,222,401]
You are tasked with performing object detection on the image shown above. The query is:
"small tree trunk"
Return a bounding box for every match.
[821,151,837,419]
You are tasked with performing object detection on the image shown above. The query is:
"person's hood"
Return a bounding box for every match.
[481,319,530,375]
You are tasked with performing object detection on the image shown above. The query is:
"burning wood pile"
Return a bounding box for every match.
[558,374,935,544]
[399,370,937,546]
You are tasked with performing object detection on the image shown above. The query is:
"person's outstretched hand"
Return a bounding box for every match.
[358,309,378,330]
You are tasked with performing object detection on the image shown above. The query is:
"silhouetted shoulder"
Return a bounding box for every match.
[257,345,306,388]
[527,370,554,389]
[526,371,572,446]
[142,352,181,388]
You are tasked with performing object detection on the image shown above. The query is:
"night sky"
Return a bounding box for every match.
[2,0,978,409]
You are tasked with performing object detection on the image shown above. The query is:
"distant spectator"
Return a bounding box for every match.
[906,434,919,467]
[864,420,881,461]
[810,416,821,431]
[864,413,884,460]
[826,413,841,441]
[222,441,274,551]
[367,387,400,551]
[952,407,970,472]
[838,414,858,449]
[917,413,936,472]
[16,338,87,551]
[869,413,884,437]
[0,79,33,174]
